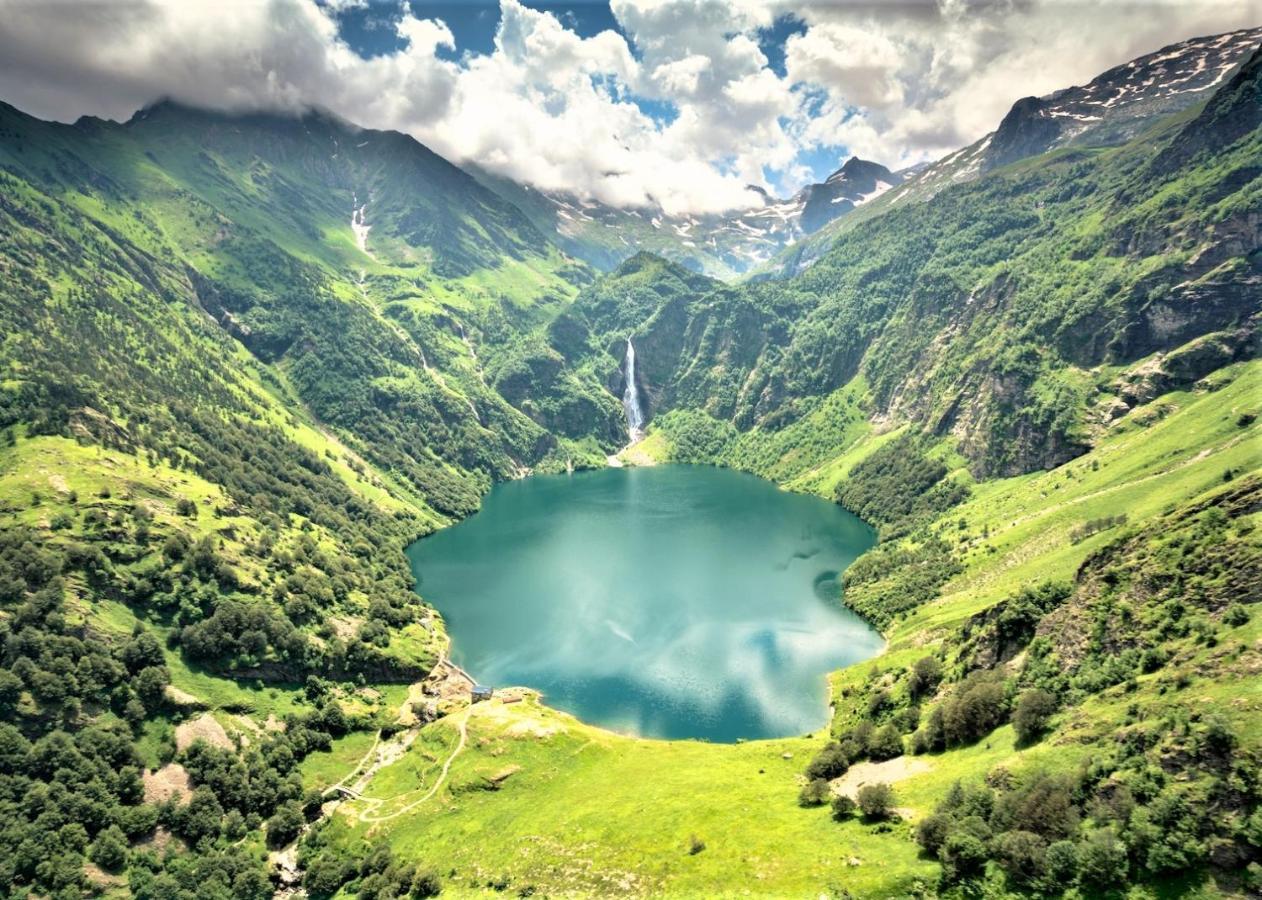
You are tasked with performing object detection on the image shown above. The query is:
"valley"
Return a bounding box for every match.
[0,20,1257,900]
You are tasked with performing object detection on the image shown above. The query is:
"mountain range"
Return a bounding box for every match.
[0,23,1258,900]
[469,26,1261,279]
[472,153,909,277]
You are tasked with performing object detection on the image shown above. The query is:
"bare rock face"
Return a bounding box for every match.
[1115,325,1257,409]
[982,27,1262,173]
[797,157,903,234]
[983,96,1065,172]
[1154,45,1262,174]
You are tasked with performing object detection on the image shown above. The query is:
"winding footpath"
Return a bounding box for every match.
[352,709,470,823]
[273,658,477,895]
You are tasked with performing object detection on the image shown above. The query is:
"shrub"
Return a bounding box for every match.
[178,787,225,845]
[941,672,1009,746]
[303,855,351,898]
[867,724,904,761]
[856,783,895,819]
[867,689,893,718]
[831,794,856,821]
[1012,689,1058,745]
[805,742,850,781]
[798,778,830,807]
[1223,603,1250,627]
[940,829,990,883]
[1045,840,1078,884]
[266,802,305,849]
[412,869,443,897]
[913,706,943,752]
[915,812,952,856]
[1077,828,1129,889]
[994,830,1047,887]
[90,824,129,871]
[1200,715,1238,757]
[991,771,1078,841]
[908,656,942,699]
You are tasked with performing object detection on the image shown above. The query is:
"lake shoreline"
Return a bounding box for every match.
[406,463,883,744]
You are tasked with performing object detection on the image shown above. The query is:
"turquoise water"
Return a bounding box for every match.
[406,465,881,742]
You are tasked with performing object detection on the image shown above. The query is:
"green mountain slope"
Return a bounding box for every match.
[0,99,622,515]
[0,98,623,897]
[578,54,1260,481]
[0,35,1256,900]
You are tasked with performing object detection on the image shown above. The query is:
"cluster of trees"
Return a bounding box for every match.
[653,409,738,464]
[917,709,1257,894]
[0,518,407,894]
[909,671,1061,752]
[842,537,963,629]
[15,476,431,680]
[0,526,263,895]
[299,830,442,899]
[836,435,970,539]
[800,778,899,824]
[723,386,867,484]
[1068,513,1128,544]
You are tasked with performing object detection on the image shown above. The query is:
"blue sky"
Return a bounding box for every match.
[338,1,806,71]
[0,0,1254,214]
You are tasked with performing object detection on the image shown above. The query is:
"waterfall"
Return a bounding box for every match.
[621,338,645,440]
[351,195,371,255]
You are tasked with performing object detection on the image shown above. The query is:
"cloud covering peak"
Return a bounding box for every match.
[0,0,1256,214]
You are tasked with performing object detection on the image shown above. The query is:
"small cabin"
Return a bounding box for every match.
[471,684,494,703]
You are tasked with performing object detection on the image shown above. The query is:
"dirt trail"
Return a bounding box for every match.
[351,709,470,823]
[273,658,475,895]
[321,731,382,800]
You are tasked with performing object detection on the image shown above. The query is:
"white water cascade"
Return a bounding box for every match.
[351,196,371,255]
[621,337,645,441]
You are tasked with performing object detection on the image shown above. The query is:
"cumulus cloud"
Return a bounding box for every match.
[0,0,1256,212]
[0,0,460,130]
[785,0,1262,168]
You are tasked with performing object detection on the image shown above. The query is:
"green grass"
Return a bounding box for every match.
[300,731,380,792]
[311,362,1260,898]
[327,697,937,898]
[896,360,1260,638]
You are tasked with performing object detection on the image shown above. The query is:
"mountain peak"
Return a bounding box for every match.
[825,156,894,186]
[612,250,670,277]
[981,26,1262,173]
[127,97,357,135]
[793,157,902,234]
[841,156,885,175]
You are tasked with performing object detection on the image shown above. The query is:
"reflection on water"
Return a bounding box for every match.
[407,465,882,742]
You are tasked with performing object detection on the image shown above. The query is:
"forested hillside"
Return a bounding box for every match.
[0,95,623,897]
[0,32,1256,900]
